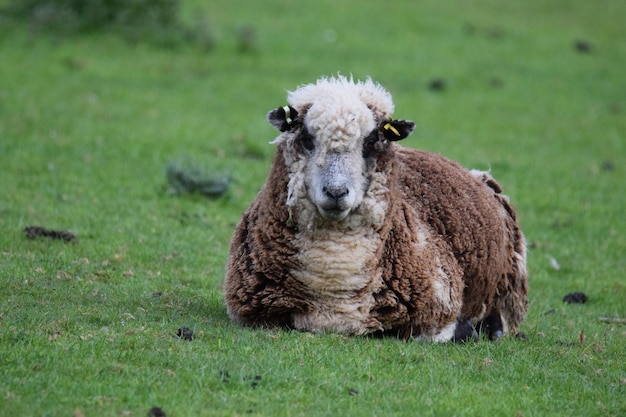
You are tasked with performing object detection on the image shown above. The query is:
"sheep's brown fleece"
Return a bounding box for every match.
[225,143,528,339]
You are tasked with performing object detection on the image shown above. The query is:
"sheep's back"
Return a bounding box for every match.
[394,147,517,321]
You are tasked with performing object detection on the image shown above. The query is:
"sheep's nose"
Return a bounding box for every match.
[322,185,349,201]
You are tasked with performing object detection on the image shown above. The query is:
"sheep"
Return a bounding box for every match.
[224,75,528,342]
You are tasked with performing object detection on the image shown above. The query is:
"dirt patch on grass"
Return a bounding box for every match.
[176,327,194,341]
[563,292,588,304]
[24,226,76,242]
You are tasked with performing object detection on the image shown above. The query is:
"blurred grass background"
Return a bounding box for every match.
[0,0,625,416]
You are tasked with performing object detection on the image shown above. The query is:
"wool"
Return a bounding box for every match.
[224,76,528,341]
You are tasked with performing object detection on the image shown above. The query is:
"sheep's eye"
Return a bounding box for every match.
[362,130,381,158]
[299,131,315,151]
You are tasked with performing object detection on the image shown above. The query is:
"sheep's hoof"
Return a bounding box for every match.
[452,319,478,343]
[477,309,504,341]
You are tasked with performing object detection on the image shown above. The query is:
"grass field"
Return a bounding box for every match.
[1,0,625,416]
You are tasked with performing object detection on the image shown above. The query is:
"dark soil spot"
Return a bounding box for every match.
[563,292,588,304]
[602,160,615,171]
[428,78,446,91]
[489,77,504,88]
[24,226,76,242]
[148,407,166,417]
[574,39,592,53]
[176,327,194,341]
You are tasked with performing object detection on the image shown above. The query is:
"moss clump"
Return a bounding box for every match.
[166,160,229,198]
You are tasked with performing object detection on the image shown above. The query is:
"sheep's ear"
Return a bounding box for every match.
[381,119,415,141]
[267,105,299,132]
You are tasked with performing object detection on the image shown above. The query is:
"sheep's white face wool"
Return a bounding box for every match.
[304,98,375,221]
[277,76,400,230]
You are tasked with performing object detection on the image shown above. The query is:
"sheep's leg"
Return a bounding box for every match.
[476,308,504,341]
[412,318,477,343]
[452,318,479,343]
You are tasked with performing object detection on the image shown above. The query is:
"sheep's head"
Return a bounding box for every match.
[267,76,415,229]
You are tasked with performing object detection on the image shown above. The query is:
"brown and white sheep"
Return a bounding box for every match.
[224,75,528,342]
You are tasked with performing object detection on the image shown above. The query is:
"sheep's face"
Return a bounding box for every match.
[268,89,414,228]
[302,100,374,221]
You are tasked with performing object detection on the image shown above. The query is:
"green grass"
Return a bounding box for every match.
[1,0,625,416]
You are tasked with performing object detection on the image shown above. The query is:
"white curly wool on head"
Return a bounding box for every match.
[287,75,395,123]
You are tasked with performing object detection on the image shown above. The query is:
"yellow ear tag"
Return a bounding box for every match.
[283,106,293,124]
[383,122,401,137]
